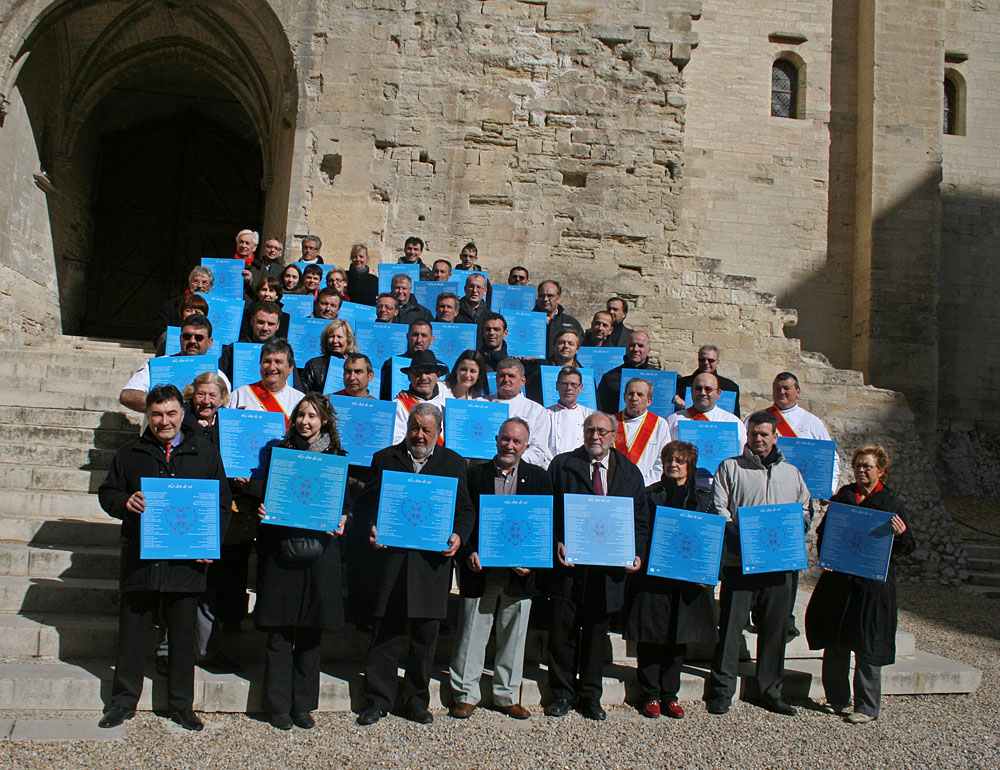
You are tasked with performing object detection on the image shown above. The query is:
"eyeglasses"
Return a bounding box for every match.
[698,357,719,364]
[692,386,717,393]
[539,293,558,299]
[584,427,614,437]
[265,244,283,252]
[181,333,206,342]
[854,463,879,471]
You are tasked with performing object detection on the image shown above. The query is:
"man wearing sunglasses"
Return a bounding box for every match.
[119,314,231,412]
[674,344,742,417]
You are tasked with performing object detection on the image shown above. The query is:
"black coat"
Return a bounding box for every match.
[537,305,584,358]
[545,447,651,613]
[675,370,741,417]
[98,424,232,593]
[805,485,916,666]
[624,480,718,645]
[152,295,184,348]
[254,440,350,631]
[458,459,552,599]
[181,407,220,448]
[357,442,476,619]
[596,359,661,414]
[237,302,291,342]
[606,322,634,348]
[300,353,344,394]
[397,295,434,326]
[347,266,378,306]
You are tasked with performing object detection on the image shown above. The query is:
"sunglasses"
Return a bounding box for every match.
[181,333,206,342]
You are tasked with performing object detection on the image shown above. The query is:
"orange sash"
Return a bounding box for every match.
[249,382,289,429]
[614,411,659,464]
[765,405,797,437]
[396,391,445,446]
[685,407,709,421]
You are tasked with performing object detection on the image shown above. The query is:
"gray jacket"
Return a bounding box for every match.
[712,445,811,567]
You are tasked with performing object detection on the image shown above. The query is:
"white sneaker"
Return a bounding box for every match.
[845,711,876,724]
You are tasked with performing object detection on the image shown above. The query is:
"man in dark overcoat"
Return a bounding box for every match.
[356,402,475,725]
[97,384,231,731]
[545,411,650,721]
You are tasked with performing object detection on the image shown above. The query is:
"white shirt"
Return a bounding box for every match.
[756,403,841,496]
[490,392,553,469]
[124,358,232,397]
[391,386,450,444]
[229,382,304,416]
[547,402,595,457]
[616,409,672,487]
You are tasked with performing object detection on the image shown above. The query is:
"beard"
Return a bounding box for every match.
[408,441,433,459]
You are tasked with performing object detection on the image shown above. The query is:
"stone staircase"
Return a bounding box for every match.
[961,542,1000,595]
[0,335,982,712]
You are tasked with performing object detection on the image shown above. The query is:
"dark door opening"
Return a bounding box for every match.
[81,117,262,340]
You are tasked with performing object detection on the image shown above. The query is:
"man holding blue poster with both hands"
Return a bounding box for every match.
[356,403,475,726]
[706,411,810,717]
[545,411,650,721]
[97,384,231,732]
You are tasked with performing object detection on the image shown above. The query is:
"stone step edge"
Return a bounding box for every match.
[0,651,980,712]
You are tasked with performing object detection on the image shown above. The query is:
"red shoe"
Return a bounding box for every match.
[641,700,661,718]
[663,700,685,719]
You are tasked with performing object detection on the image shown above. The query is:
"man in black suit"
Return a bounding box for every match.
[595,331,660,413]
[605,297,635,347]
[673,344,742,417]
[357,403,475,725]
[448,418,552,720]
[545,411,650,721]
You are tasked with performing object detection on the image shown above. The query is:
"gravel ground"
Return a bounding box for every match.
[2,580,998,770]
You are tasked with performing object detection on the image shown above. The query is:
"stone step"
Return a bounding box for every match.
[0,614,120,659]
[965,570,1000,587]
[3,376,140,399]
[966,557,1000,572]
[0,542,120,579]
[0,464,107,493]
[1,348,148,371]
[0,575,120,615]
[24,335,152,352]
[0,444,115,470]
[963,542,1000,560]
[958,583,1000,595]
[0,389,127,413]
[0,650,979,713]
[0,424,135,450]
[0,406,140,431]
[0,362,145,385]
[0,493,115,532]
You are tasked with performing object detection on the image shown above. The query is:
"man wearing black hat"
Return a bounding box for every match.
[391,349,450,444]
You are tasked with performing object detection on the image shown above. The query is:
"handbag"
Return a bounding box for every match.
[277,535,326,565]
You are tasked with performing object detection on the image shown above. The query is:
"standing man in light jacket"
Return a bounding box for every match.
[705,410,811,718]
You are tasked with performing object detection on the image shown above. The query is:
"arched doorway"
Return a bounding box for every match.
[0,0,297,340]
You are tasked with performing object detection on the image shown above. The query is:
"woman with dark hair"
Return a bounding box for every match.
[806,444,914,725]
[300,264,323,298]
[445,350,490,400]
[624,440,717,720]
[254,394,351,730]
[280,264,303,293]
[300,320,358,394]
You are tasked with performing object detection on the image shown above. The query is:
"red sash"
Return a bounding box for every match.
[685,407,709,421]
[614,411,659,465]
[249,382,290,429]
[765,405,797,437]
[397,392,444,446]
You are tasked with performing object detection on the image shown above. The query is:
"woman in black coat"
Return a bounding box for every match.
[254,393,351,730]
[624,441,717,720]
[805,444,915,724]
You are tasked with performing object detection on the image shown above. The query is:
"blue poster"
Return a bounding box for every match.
[286,316,329,362]
[338,300,375,331]
[539,365,597,409]
[563,494,636,567]
[322,356,346,395]
[616,369,678,414]
[206,295,246,345]
[738,503,808,574]
[375,470,458,552]
[280,293,315,318]
[389,355,410,399]
[201,258,246,299]
[683,387,738,415]
[353,321,408,366]
[444,399,508,459]
[148,353,220,392]
[140,477,220,560]
[577,347,626,383]
[414,281,458,313]
[231,342,263,390]
[818,502,895,582]
[165,326,181,355]
[478,495,554,569]
[678,421,741,474]
[294,262,334,284]
[329,395,397,466]
[430,323,477,368]
[217,408,286,478]
[646,506,725,584]
[498,308,546,359]
[492,284,537,312]
[778,436,837,498]
[377,263,420,295]
[262,448,350,532]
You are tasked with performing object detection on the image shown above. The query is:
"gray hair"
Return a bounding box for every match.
[500,416,531,441]
[584,411,619,434]
[188,265,214,288]
[391,272,413,289]
[408,402,443,433]
[183,371,231,407]
[624,376,654,398]
[698,343,720,357]
[496,358,525,377]
[302,234,322,249]
[236,229,260,246]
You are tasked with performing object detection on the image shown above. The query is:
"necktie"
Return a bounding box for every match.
[164,443,173,462]
[592,461,604,495]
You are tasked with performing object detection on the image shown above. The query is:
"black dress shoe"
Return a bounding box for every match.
[357,705,387,725]
[404,705,433,724]
[292,712,315,729]
[155,656,169,677]
[577,702,607,721]
[544,699,572,717]
[269,713,293,730]
[199,651,242,673]
[98,706,135,729]
[758,696,797,716]
[706,698,731,715]
[168,708,204,731]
